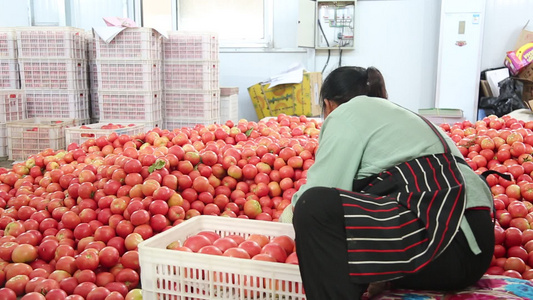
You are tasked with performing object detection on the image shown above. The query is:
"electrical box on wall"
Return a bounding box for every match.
[297,0,316,48]
[316,1,355,49]
[298,0,356,49]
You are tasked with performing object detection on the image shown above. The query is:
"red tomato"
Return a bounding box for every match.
[115,268,140,290]
[5,274,29,296]
[73,281,97,298]
[75,249,100,271]
[183,235,212,252]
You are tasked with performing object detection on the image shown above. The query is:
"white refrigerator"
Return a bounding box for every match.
[435,0,486,122]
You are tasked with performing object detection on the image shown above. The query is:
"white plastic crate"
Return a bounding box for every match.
[25,90,90,120]
[65,122,145,146]
[19,58,88,90]
[163,31,219,61]
[221,87,239,124]
[98,90,162,122]
[90,89,99,121]
[7,118,77,161]
[164,118,220,131]
[142,120,162,132]
[163,60,218,90]
[74,118,90,126]
[0,146,7,159]
[89,61,98,90]
[94,28,161,60]
[98,119,161,133]
[96,60,161,90]
[0,59,20,89]
[163,90,220,120]
[16,27,86,59]
[137,120,162,133]
[0,123,7,158]
[86,32,95,60]
[0,28,17,59]
[0,90,26,123]
[138,215,305,300]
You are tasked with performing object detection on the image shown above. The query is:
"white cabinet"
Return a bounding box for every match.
[435,0,486,122]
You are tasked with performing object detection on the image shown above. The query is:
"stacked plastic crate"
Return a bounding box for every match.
[0,28,25,159]
[93,28,163,131]
[15,27,90,125]
[220,87,239,124]
[162,32,220,130]
[0,28,19,90]
[86,32,99,123]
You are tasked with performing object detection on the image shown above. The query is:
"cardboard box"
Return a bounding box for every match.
[505,22,533,77]
[519,61,533,81]
[480,80,493,98]
[515,21,533,50]
[248,72,322,119]
[505,44,533,76]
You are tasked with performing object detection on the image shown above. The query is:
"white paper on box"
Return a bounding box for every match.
[92,26,168,44]
[92,27,127,43]
[262,63,305,89]
[486,68,510,97]
[103,16,137,27]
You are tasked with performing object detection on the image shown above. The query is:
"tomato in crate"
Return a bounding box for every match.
[15,27,86,59]
[7,118,77,161]
[0,28,17,59]
[0,60,20,89]
[162,90,219,127]
[98,91,162,123]
[65,123,145,146]
[138,215,305,299]
[162,60,218,90]
[163,31,219,61]
[93,27,162,60]
[19,58,88,90]
[96,60,161,91]
[25,90,89,121]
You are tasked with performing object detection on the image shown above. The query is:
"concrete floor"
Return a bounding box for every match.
[0,159,14,169]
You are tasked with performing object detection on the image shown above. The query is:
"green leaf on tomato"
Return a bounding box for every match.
[245,128,253,137]
[148,159,166,173]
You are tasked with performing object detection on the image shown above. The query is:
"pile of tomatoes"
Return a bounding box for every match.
[0,115,320,299]
[441,114,533,280]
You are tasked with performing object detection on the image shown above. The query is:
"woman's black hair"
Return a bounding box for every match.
[320,66,388,109]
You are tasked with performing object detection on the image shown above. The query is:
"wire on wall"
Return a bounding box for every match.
[318,19,331,74]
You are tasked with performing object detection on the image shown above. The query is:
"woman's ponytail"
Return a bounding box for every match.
[320,66,389,109]
[366,67,388,99]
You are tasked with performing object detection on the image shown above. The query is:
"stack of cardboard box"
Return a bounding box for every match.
[505,23,533,109]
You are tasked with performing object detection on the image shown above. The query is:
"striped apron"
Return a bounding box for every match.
[340,117,466,284]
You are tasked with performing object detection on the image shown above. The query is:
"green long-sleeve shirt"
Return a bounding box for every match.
[282,95,493,254]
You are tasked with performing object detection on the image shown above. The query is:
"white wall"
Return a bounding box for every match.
[481,0,533,71]
[314,0,441,113]
[221,0,442,121]
[0,0,31,26]
[1,0,532,122]
[230,0,533,121]
[220,51,310,121]
[220,0,309,122]
[69,0,128,29]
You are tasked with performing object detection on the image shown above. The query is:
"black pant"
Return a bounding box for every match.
[292,187,494,300]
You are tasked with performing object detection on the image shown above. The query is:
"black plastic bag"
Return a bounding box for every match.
[478,77,526,117]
